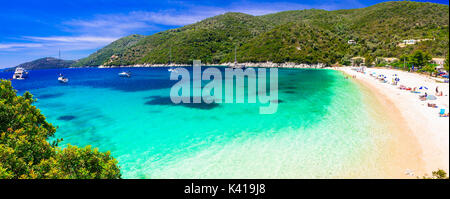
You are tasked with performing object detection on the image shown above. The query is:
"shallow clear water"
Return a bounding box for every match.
[1,67,391,178]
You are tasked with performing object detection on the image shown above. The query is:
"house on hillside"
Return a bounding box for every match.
[403,39,417,45]
[432,58,446,71]
[398,39,417,48]
[398,38,434,48]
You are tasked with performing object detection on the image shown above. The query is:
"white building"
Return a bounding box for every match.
[403,39,417,45]
[432,58,445,70]
[347,40,357,45]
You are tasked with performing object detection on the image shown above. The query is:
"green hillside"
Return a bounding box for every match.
[72,34,145,67]
[5,57,75,71]
[109,12,271,65]
[78,1,449,66]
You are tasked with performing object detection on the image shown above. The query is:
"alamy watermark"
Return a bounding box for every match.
[169,61,279,114]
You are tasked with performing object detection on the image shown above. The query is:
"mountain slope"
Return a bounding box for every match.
[5,57,75,71]
[72,34,145,67]
[236,23,349,64]
[109,12,271,65]
[78,1,449,66]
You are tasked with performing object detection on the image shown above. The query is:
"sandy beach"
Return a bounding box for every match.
[337,67,449,178]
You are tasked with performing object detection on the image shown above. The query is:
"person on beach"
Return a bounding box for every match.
[436,86,439,95]
[420,92,428,101]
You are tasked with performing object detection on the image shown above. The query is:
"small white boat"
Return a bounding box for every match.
[118,71,131,77]
[12,67,29,80]
[58,74,69,83]
[168,68,177,72]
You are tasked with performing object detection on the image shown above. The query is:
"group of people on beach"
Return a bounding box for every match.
[365,70,449,117]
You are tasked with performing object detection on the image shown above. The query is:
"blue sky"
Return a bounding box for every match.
[0,0,448,68]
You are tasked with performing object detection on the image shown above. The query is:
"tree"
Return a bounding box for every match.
[422,169,449,179]
[419,64,438,76]
[354,58,364,66]
[399,54,410,70]
[409,50,432,69]
[365,55,375,67]
[341,57,352,66]
[0,80,121,179]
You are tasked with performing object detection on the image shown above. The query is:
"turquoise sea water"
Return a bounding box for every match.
[1,67,392,178]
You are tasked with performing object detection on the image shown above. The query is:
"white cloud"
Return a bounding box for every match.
[130,11,210,26]
[0,36,118,54]
[0,43,44,50]
[24,36,118,43]
[62,0,363,31]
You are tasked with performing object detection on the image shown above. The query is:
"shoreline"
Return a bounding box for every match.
[97,62,326,69]
[336,67,449,178]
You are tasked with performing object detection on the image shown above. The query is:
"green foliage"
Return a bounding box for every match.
[341,58,351,66]
[395,50,433,71]
[422,169,449,179]
[365,55,375,67]
[236,22,348,65]
[72,1,448,67]
[354,58,364,66]
[409,50,432,68]
[5,57,75,72]
[418,64,438,75]
[0,80,121,179]
[73,34,145,67]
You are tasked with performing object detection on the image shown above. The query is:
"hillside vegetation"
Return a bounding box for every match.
[72,34,145,67]
[18,1,449,68]
[6,57,75,71]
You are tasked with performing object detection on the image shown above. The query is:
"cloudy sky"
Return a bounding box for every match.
[0,0,447,68]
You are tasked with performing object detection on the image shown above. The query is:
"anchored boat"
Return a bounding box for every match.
[118,71,131,77]
[58,74,69,83]
[12,67,29,80]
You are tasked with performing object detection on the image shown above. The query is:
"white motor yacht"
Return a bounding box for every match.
[12,67,29,80]
[58,74,69,83]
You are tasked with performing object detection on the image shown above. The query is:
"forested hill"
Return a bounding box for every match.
[18,1,449,68]
[72,34,145,67]
[5,57,75,71]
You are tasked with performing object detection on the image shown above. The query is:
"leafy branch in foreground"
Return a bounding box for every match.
[421,169,449,179]
[0,80,121,179]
